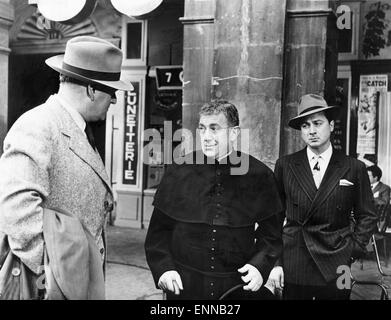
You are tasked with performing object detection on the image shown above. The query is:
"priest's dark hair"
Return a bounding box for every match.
[199,100,239,127]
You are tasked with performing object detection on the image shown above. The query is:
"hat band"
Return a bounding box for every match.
[299,106,326,115]
[62,62,120,81]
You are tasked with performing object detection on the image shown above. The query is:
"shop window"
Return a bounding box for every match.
[361,1,391,60]
[336,66,352,155]
[144,74,182,190]
[121,17,148,66]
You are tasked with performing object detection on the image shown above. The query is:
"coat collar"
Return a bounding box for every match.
[49,96,112,194]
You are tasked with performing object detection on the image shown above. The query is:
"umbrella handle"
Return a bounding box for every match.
[218,284,245,300]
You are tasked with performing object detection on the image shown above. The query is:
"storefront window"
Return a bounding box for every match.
[126,22,142,59]
[144,74,182,189]
[121,17,148,66]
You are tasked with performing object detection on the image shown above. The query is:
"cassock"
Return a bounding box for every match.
[144,151,284,300]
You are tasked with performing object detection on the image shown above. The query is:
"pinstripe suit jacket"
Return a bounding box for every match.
[274,148,377,284]
[0,95,113,275]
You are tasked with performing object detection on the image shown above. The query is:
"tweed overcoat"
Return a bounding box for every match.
[0,95,113,275]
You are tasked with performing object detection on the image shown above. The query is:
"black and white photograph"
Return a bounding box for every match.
[0,0,391,312]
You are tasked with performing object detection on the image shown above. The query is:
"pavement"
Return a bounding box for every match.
[105,225,391,300]
[105,225,162,300]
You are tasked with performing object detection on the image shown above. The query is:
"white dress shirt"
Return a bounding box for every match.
[307,144,333,189]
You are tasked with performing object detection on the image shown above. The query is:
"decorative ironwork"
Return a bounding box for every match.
[17,11,96,41]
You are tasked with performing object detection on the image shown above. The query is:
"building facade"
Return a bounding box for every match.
[337,0,391,188]
[3,0,340,228]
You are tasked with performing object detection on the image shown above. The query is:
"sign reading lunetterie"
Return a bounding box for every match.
[123,82,139,185]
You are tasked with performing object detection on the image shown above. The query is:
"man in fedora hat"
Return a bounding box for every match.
[267,93,377,300]
[0,36,133,299]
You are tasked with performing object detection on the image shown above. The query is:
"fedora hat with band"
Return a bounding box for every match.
[288,94,338,130]
[45,36,133,92]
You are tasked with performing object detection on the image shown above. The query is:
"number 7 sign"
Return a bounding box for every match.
[155,66,183,90]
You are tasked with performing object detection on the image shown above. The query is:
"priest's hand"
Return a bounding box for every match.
[158,270,183,295]
[238,264,263,291]
[268,266,284,291]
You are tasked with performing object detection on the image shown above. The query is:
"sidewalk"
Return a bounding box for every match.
[105,225,391,300]
[105,225,162,300]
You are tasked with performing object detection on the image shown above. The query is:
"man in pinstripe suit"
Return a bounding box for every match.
[267,94,377,300]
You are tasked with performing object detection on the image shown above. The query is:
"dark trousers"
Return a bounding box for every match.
[283,282,351,300]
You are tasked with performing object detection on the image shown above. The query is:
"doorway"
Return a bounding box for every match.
[9,53,106,161]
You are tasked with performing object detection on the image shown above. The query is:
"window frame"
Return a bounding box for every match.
[121,16,148,66]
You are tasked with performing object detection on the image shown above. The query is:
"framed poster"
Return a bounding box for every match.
[357,74,387,156]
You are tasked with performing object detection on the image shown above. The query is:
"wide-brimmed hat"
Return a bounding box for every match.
[46,36,133,91]
[288,94,338,130]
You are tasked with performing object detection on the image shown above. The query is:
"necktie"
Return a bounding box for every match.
[312,156,321,189]
[85,122,96,151]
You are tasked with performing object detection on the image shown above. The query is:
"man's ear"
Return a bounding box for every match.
[330,120,335,132]
[87,85,95,101]
[230,126,240,142]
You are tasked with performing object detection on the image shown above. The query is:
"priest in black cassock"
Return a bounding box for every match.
[144,100,284,300]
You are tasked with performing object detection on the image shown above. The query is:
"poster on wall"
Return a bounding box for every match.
[357,74,387,156]
[123,81,140,186]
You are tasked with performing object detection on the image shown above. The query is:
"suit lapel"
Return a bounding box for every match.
[53,98,113,194]
[289,148,317,202]
[303,150,349,223]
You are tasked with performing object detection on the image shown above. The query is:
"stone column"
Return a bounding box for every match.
[180,0,216,138]
[0,0,13,155]
[280,0,338,156]
[211,0,287,167]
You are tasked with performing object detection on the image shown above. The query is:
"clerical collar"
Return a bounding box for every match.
[217,150,233,163]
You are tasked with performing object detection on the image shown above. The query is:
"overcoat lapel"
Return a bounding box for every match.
[52,98,113,194]
[303,151,349,223]
[67,132,112,193]
[289,149,317,202]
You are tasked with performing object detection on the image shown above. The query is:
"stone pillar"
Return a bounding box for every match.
[280,0,338,156]
[180,0,216,137]
[0,0,13,155]
[211,0,286,167]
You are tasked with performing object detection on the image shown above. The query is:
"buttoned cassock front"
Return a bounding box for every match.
[0,95,113,278]
[145,151,284,300]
